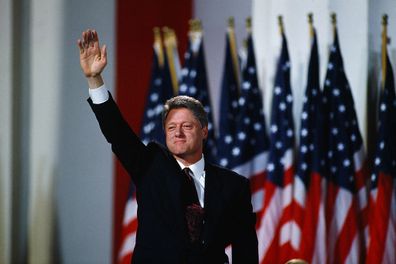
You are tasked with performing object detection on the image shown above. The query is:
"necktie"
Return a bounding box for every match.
[182,168,204,243]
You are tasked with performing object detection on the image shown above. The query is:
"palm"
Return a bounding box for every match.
[78,30,107,77]
[80,47,104,76]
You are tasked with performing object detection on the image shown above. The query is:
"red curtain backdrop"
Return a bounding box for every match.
[115,0,192,262]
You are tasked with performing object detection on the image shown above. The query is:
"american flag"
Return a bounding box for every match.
[179,29,217,163]
[321,29,367,263]
[117,32,174,264]
[218,22,270,262]
[258,32,295,264]
[217,25,240,260]
[217,25,241,169]
[296,30,327,263]
[366,48,396,263]
[233,30,269,213]
[235,28,270,260]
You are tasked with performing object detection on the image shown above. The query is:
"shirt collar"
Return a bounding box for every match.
[176,155,205,179]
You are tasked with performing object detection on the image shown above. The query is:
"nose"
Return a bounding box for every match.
[174,126,183,137]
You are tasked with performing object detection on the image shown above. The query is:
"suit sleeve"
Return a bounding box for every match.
[88,93,148,185]
[232,178,258,264]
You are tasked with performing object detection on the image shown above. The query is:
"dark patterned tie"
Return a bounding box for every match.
[182,168,204,243]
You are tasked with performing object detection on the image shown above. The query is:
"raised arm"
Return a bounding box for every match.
[78,29,149,185]
[77,29,107,89]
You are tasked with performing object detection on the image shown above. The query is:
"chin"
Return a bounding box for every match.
[169,147,187,155]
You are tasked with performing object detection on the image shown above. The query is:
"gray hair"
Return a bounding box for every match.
[162,95,208,128]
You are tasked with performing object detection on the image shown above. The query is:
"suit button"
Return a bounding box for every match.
[201,240,205,245]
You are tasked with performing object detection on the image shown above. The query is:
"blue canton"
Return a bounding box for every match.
[267,33,295,187]
[322,30,364,192]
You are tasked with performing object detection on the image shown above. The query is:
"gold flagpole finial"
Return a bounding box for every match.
[330,13,337,39]
[308,13,314,38]
[226,16,240,94]
[382,14,388,27]
[246,17,252,33]
[278,15,284,35]
[331,13,337,26]
[196,19,202,31]
[162,26,170,39]
[382,14,389,44]
[228,17,235,28]
[189,19,202,45]
[308,13,313,24]
[189,19,201,32]
[153,27,161,40]
[381,14,389,88]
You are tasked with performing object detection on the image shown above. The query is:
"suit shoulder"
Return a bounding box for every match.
[146,141,163,151]
[146,141,170,155]
[146,141,178,165]
[209,163,249,185]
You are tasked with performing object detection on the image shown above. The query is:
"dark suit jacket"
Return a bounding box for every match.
[88,94,258,264]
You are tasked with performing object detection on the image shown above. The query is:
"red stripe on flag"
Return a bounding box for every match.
[366,173,393,263]
[333,197,359,263]
[325,181,365,263]
[259,166,294,263]
[300,172,323,262]
[249,171,267,193]
[257,182,276,227]
[325,182,338,232]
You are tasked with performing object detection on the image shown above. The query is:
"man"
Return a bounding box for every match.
[78,29,258,264]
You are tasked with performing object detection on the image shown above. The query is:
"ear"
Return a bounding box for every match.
[202,126,208,140]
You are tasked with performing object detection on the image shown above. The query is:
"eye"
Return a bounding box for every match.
[167,125,176,131]
[182,124,193,130]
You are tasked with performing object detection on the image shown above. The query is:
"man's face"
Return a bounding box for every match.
[164,108,208,164]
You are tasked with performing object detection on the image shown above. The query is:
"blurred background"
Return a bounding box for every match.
[1,0,395,263]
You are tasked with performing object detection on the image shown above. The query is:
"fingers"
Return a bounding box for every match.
[78,29,98,51]
[84,30,91,47]
[92,30,100,50]
[92,30,99,43]
[77,31,88,53]
[77,39,84,53]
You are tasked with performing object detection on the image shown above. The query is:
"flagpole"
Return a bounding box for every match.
[243,17,252,53]
[227,16,241,92]
[278,15,284,36]
[153,27,164,67]
[188,19,203,55]
[163,27,180,94]
[308,13,314,39]
[331,13,337,40]
[381,14,388,89]
[241,18,249,69]
[189,19,201,32]
[246,16,252,35]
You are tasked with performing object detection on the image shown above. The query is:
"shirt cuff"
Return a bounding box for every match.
[89,84,109,104]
